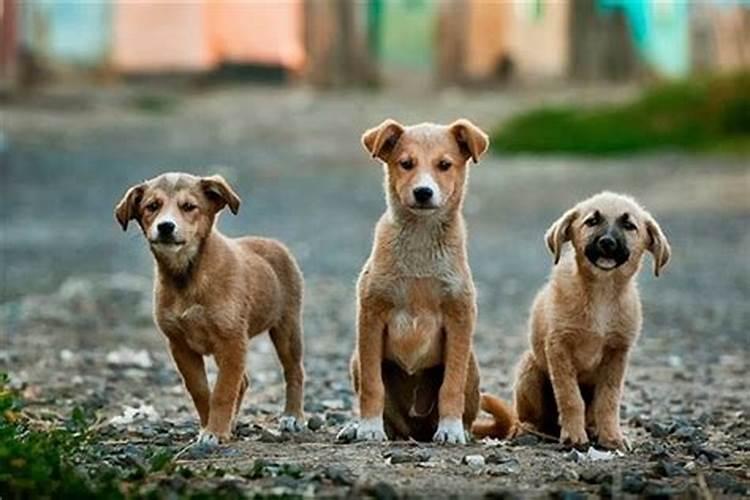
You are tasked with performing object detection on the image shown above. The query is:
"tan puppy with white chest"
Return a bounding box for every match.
[344,119,489,444]
[475,192,670,450]
[115,173,305,444]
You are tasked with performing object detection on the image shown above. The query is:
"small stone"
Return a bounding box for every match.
[648,421,674,438]
[463,454,485,468]
[368,481,399,500]
[324,465,355,486]
[511,433,539,447]
[307,414,324,432]
[386,449,432,464]
[621,472,646,494]
[325,411,348,425]
[653,460,686,478]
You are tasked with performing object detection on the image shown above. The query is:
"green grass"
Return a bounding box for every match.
[492,73,750,155]
[0,374,244,500]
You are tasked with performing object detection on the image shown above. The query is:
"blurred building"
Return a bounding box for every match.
[1,0,748,89]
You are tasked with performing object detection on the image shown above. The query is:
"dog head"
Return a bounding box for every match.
[115,173,240,271]
[545,192,671,277]
[362,119,488,216]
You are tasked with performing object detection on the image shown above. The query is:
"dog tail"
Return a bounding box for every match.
[471,393,516,439]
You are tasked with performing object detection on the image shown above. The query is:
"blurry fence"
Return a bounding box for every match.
[1,0,748,90]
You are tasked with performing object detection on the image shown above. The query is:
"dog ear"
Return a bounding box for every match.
[362,119,405,162]
[644,213,671,277]
[545,208,578,264]
[201,175,241,215]
[114,184,145,231]
[450,119,489,164]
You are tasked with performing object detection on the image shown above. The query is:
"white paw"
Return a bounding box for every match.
[356,416,388,442]
[279,414,304,433]
[433,418,467,445]
[195,429,220,447]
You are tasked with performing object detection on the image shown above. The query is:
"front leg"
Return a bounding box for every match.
[203,339,247,444]
[355,300,387,442]
[592,347,629,450]
[169,339,211,428]
[434,299,475,445]
[546,335,588,447]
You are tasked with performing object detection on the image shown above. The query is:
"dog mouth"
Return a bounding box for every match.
[408,204,439,213]
[584,241,629,271]
[585,250,630,271]
[150,239,186,248]
[593,257,621,271]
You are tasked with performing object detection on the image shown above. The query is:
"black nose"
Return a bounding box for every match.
[413,187,433,204]
[157,221,175,236]
[597,235,617,253]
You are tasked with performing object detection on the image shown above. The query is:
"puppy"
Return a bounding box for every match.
[343,119,489,444]
[474,192,670,450]
[115,173,305,444]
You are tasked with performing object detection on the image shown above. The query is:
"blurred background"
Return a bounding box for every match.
[1,0,750,452]
[0,0,749,497]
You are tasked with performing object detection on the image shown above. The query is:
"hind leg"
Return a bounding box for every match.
[232,372,249,429]
[463,352,480,430]
[269,315,305,432]
[513,351,554,436]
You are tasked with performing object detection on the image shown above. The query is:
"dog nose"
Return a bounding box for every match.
[413,187,433,204]
[157,221,176,236]
[597,235,617,253]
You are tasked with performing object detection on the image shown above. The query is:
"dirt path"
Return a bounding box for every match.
[1,85,748,498]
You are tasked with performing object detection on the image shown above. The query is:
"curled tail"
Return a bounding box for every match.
[471,393,516,439]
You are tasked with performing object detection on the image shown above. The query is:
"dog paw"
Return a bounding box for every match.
[433,418,467,445]
[598,431,630,452]
[560,426,589,448]
[279,414,304,433]
[195,429,221,448]
[355,417,388,442]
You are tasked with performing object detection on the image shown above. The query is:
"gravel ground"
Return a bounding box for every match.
[1,84,749,498]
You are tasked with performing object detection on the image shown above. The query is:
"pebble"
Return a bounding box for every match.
[386,449,432,464]
[653,460,686,478]
[621,472,646,494]
[510,434,539,447]
[323,465,355,486]
[307,414,324,432]
[367,481,399,500]
[463,454,485,468]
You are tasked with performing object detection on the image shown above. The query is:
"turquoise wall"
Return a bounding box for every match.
[599,0,689,77]
[22,1,111,66]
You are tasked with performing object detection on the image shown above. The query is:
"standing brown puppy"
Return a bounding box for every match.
[341,119,488,444]
[474,192,670,450]
[115,173,305,445]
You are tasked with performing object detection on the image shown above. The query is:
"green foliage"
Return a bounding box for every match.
[492,73,750,155]
[0,374,121,500]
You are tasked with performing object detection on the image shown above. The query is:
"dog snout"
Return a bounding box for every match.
[157,221,176,236]
[413,187,434,204]
[597,235,617,254]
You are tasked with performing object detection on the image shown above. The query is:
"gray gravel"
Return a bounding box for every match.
[1,84,748,498]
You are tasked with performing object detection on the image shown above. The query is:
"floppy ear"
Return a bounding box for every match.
[361,119,405,162]
[200,175,241,215]
[644,213,671,277]
[114,184,144,231]
[450,119,489,164]
[545,208,578,265]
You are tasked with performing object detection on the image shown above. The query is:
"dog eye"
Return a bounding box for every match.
[399,158,414,170]
[584,214,600,227]
[621,220,637,231]
[181,202,197,212]
[145,202,160,212]
[437,159,452,171]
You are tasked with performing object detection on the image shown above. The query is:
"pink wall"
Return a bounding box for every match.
[113,0,304,73]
